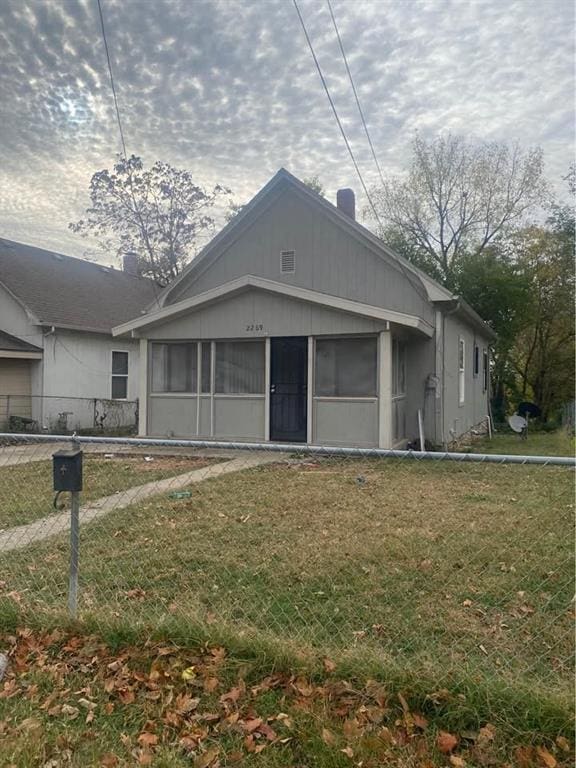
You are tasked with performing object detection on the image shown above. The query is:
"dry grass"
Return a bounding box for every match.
[0,454,218,529]
[1,455,572,716]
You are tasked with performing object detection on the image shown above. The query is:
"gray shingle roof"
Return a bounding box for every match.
[0,329,42,353]
[0,238,160,333]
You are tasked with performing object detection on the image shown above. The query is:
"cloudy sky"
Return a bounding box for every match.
[0,0,574,261]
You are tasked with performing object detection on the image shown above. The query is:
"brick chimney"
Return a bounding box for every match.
[336,188,355,220]
[122,252,140,276]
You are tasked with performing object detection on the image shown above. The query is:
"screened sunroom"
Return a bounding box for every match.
[144,332,408,448]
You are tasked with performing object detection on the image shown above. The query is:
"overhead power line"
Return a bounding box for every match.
[292,0,430,302]
[96,0,128,159]
[326,0,386,188]
[292,0,382,226]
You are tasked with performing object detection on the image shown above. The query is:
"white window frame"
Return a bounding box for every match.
[458,337,465,406]
[111,350,129,400]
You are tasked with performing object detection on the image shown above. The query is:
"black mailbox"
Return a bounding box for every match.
[53,449,83,492]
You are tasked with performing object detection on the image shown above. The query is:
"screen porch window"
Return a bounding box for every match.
[201,342,212,394]
[215,341,265,394]
[151,343,198,393]
[315,337,377,397]
[392,339,406,396]
[458,338,465,405]
[111,351,128,399]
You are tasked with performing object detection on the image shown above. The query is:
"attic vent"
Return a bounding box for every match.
[280,250,295,274]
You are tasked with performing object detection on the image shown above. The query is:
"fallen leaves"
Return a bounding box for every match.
[437,731,459,754]
[0,626,571,768]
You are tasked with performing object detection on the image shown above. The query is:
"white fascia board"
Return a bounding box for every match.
[0,350,43,359]
[112,275,434,338]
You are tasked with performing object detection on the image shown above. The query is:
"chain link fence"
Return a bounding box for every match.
[0,395,138,434]
[0,432,573,708]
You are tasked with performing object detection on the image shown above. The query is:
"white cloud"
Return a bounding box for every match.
[0,0,573,260]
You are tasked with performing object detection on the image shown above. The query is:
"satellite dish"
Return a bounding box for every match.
[508,414,527,433]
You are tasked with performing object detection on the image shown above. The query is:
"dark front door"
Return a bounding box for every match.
[270,337,308,443]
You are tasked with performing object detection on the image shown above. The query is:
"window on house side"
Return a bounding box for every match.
[151,343,198,393]
[473,343,479,377]
[482,348,488,393]
[111,351,129,399]
[215,341,265,394]
[458,338,465,405]
[315,337,377,398]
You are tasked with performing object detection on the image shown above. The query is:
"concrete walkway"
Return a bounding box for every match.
[0,452,280,553]
[0,441,243,468]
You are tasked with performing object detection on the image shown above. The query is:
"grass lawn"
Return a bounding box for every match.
[0,627,572,768]
[1,455,573,734]
[0,454,217,529]
[472,428,575,457]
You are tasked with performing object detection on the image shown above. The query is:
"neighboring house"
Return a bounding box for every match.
[0,239,159,431]
[113,169,495,449]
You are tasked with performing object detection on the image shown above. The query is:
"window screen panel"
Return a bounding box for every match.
[215,341,265,394]
[151,342,197,392]
[112,351,128,375]
[111,376,128,399]
[392,340,406,396]
[315,337,377,397]
[201,342,211,394]
[151,344,168,392]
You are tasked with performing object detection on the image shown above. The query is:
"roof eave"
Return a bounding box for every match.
[435,298,497,341]
[113,274,435,339]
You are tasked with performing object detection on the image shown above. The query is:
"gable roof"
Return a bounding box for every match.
[113,274,435,338]
[0,329,42,354]
[157,168,455,310]
[0,238,160,334]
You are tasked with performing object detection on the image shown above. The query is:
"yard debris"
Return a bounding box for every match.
[169,490,192,499]
[0,653,8,681]
[0,626,571,767]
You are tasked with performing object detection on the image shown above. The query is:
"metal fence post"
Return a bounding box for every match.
[68,489,80,617]
[68,435,81,618]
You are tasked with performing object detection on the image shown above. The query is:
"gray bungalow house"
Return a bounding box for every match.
[113,169,495,449]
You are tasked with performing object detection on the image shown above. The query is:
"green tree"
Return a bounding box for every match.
[303,175,325,196]
[508,223,575,421]
[455,249,532,422]
[371,133,546,288]
[70,155,230,283]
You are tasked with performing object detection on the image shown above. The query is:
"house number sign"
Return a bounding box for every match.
[245,323,265,332]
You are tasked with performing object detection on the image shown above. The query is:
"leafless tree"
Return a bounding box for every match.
[71,155,230,283]
[371,134,546,286]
